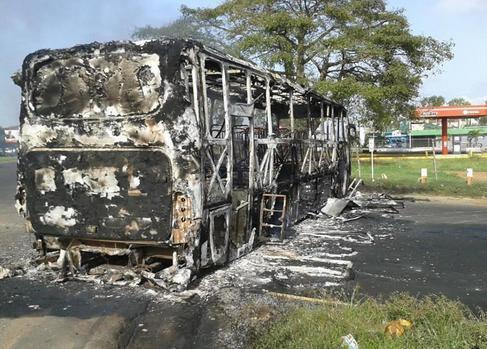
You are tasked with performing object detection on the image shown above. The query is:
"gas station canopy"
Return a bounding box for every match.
[415,105,487,154]
[416,105,487,119]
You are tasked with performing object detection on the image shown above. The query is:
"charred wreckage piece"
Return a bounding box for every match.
[13,39,354,290]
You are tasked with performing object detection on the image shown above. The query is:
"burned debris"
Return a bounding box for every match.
[13,38,355,289]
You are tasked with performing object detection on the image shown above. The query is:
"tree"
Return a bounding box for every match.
[133,17,228,51]
[0,127,5,154]
[420,96,445,107]
[447,97,471,106]
[179,0,453,128]
[481,100,487,126]
[467,129,481,147]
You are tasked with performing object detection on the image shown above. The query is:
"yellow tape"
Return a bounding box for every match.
[356,154,487,161]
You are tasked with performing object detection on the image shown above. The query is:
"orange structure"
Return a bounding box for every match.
[416,105,487,155]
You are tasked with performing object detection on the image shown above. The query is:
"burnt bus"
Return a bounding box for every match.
[13,39,352,278]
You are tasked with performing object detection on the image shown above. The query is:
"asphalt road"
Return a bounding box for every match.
[0,160,486,348]
[350,199,487,310]
[0,161,237,349]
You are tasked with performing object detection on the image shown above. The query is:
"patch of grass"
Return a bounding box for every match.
[0,156,16,164]
[353,156,487,198]
[252,293,487,349]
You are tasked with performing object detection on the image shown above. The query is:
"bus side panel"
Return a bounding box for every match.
[24,149,172,242]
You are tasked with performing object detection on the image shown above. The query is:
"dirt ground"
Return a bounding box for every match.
[0,161,486,348]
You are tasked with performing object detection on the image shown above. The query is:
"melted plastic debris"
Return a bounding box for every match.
[321,191,406,220]
[352,192,404,209]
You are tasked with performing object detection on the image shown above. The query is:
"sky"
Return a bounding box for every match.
[0,0,486,126]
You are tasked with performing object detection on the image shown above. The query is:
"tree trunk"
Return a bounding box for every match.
[295,29,306,83]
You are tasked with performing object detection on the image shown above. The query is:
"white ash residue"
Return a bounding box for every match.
[1,193,401,307]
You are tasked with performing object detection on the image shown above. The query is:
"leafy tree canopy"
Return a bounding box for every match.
[133,17,228,51]
[135,0,453,129]
[481,101,487,126]
[447,97,471,106]
[420,95,446,107]
[0,127,5,145]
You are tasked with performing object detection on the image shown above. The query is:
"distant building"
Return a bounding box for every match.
[411,126,487,153]
[2,126,19,154]
[4,126,19,144]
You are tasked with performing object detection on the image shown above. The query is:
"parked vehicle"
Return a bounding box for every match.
[13,39,353,278]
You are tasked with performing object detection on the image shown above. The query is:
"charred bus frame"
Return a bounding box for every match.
[14,39,352,279]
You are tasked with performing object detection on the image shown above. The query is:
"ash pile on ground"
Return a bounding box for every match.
[0,192,407,348]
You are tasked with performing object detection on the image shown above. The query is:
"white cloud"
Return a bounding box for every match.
[437,0,487,14]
